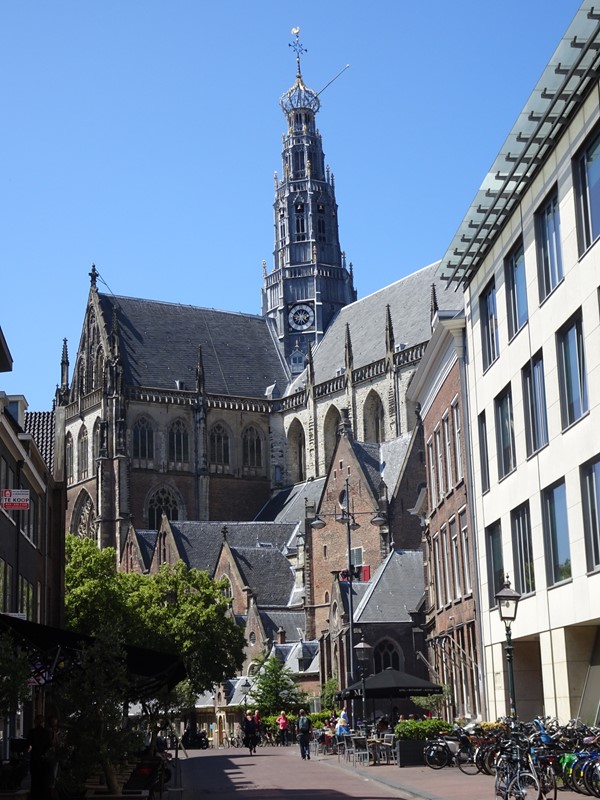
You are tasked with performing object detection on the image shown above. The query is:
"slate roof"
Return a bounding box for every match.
[98,293,290,398]
[259,610,306,643]
[354,548,424,624]
[24,411,55,470]
[255,478,326,524]
[231,546,295,607]
[292,262,455,389]
[270,640,319,674]
[167,521,296,576]
[135,530,158,570]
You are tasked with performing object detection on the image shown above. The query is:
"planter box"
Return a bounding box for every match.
[396,739,426,767]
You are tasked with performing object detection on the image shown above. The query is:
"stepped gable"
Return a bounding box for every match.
[255,477,325,523]
[354,548,424,624]
[135,530,158,570]
[231,546,295,607]
[169,521,295,576]
[259,610,306,642]
[300,262,453,387]
[24,411,55,470]
[98,293,289,397]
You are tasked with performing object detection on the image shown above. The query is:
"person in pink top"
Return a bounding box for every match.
[276,710,289,746]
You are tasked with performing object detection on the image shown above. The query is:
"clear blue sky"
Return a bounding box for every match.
[0,1,582,411]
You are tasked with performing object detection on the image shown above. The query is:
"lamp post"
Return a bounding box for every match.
[312,477,386,689]
[495,575,521,718]
[240,678,251,711]
[354,636,373,728]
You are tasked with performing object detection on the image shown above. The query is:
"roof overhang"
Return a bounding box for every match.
[438,3,600,289]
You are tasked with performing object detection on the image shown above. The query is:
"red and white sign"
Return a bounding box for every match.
[0,489,30,510]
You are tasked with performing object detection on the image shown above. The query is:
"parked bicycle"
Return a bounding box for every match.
[423,726,478,774]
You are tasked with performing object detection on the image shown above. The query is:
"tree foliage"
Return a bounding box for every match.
[247,657,307,715]
[320,676,339,714]
[0,632,32,716]
[64,534,245,694]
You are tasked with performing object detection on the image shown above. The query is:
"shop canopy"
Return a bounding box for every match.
[0,612,187,697]
[345,667,443,699]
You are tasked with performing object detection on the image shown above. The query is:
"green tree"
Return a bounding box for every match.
[248,657,307,715]
[64,534,245,694]
[320,677,339,715]
[0,632,31,716]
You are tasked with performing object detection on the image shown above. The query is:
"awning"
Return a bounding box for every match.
[0,613,187,696]
[346,667,443,699]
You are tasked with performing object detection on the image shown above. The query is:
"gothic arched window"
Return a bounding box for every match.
[77,426,88,481]
[168,419,189,464]
[363,390,385,443]
[94,348,104,390]
[323,405,342,472]
[72,490,96,540]
[133,416,154,462]
[219,576,232,599]
[209,424,230,469]
[65,432,73,484]
[148,487,179,530]
[242,426,263,468]
[373,640,403,673]
[287,418,305,484]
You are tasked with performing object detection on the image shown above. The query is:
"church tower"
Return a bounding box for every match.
[262,29,356,375]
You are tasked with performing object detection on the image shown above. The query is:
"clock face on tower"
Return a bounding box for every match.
[288,303,315,331]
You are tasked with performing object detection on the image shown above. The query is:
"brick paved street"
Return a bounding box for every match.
[176,744,495,800]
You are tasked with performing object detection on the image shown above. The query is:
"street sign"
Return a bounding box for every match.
[0,489,30,510]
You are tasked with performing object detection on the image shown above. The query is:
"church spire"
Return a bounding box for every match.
[262,28,356,369]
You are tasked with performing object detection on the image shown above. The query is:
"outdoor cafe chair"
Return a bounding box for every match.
[351,736,370,768]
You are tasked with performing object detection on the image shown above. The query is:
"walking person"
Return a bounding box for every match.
[276,711,289,746]
[26,715,53,800]
[296,709,312,761]
[242,711,258,755]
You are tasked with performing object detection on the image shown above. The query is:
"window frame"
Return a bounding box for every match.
[522,350,549,456]
[511,501,535,596]
[505,240,529,340]
[542,479,571,587]
[452,400,463,482]
[478,411,490,494]
[556,312,588,430]
[459,509,472,596]
[494,384,516,480]
[574,127,600,255]
[480,280,499,371]
[581,456,600,573]
[486,520,504,608]
[535,187,563,301]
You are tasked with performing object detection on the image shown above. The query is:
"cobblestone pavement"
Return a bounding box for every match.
[175,744,495,800]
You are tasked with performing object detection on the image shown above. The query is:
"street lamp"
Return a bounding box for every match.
[354,636,373,728]
[495,575,521,718]
[240,678,251,710]
[311,477,387,688]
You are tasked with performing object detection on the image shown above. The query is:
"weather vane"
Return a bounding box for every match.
[289,26,307,64]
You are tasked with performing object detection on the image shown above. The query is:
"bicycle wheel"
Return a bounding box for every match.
[457,746,480,775]
[538,764,557,800]
[583,760,600,797]
[507,771,541,800]
[424,743,449,769]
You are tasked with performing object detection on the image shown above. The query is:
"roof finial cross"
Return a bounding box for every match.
[289,26,306,76]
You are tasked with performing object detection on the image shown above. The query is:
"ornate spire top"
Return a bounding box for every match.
[280,27,320,116]
[90,263,98,287]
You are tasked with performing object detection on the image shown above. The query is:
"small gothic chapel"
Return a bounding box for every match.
[55,29,455,706]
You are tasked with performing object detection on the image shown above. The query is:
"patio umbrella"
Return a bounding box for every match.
[346,667,443,699]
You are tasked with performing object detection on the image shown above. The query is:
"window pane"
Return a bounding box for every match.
[512,502,535,595]
[481,282,499,370]
[479,412,490,493]
[558,316,588,428]
[506,244,528,338]
[522,352,548,455]
[487,521,504,606]
[581,458,600,571]
[537,192,563,299]
[495,387,516,479]
[543,481,571,585]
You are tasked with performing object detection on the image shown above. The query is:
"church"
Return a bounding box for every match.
[54,32,456,715]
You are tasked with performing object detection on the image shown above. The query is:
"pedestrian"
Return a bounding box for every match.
[296,709,312,761]
[26,715,53,800]
[276,710,289,746]
[243,711,258,755]
[335,707,350,737]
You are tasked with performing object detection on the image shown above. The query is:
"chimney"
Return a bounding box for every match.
[276,626,286,645]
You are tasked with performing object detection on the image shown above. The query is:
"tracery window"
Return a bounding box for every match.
[93,418,101,463]
[242,426,263,468]
[77,426,88,481]
[148,487,179,530]
[73,491,96,540]
[169,419,189,464]
[65,432,73,484]
[373,640,402,673]
[133,416,154,462]
[209,424,230,467]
